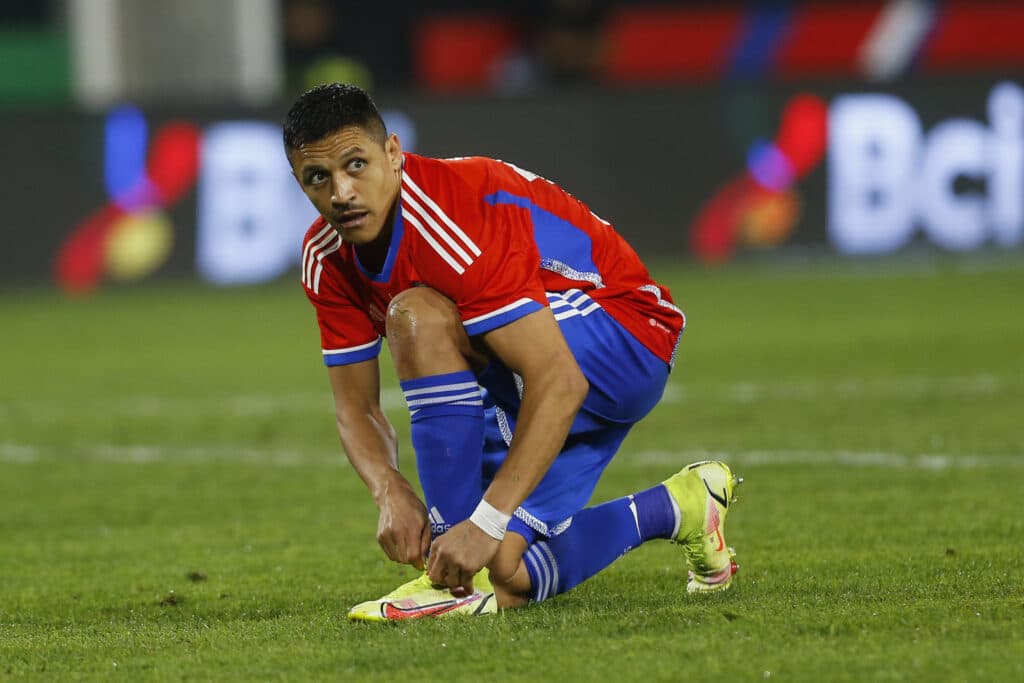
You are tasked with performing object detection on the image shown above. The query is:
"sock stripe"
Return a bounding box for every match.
[405,390,483,409]
[522,548,540,600]
[526,545,552,601]
[627,495,642,539]
[536,542,560,596]
[400,372,483,417]
[522,548,542,602]
[402,380,479,399]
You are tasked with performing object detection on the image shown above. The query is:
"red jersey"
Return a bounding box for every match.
[302,154,684,368]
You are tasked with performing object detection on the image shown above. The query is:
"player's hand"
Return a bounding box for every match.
[426,520,500,596]
[375,479,431,570]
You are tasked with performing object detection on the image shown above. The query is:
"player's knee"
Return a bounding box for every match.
[385,287,461,345]
[386,287,478,377]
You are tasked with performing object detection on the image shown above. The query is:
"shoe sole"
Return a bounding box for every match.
[348,592,496,622]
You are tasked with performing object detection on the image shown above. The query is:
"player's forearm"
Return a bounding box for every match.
[482,367,588,515]
[335,409,406,506]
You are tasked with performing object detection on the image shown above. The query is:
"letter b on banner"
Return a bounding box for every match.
[828,95,922,254]
[196,122,317,284]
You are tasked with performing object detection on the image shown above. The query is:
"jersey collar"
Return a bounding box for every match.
[353,200,404,283]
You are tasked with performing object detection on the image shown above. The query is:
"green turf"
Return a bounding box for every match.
[2,262,1023,681]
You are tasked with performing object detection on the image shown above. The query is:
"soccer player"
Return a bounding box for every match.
[285,83,742,621]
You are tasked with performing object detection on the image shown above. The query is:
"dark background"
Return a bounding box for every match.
[0,76,1016,285]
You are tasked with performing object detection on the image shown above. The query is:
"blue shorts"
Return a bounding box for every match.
[477,293,670,541]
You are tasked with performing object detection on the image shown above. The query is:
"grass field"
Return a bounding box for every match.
[2,261,1023,681]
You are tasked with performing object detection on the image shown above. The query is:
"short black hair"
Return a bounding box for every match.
[283,83,386,152]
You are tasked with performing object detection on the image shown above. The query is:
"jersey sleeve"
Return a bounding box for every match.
[302,246,380,366]
[307,288,382,366]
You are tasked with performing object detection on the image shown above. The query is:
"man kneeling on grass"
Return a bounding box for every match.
[285,83,743,620]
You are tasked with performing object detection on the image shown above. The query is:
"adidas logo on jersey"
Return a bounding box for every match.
[428,506,450,536]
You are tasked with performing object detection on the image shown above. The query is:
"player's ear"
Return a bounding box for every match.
[385,133,402,172]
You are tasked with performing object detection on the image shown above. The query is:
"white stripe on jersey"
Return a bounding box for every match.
[403,174,482,257]
[310,238,341,294]
[304,231,340,291]
[301,224,334,288]
[402,209,466,274]
[401,189,475,267]
[304,229,336,286]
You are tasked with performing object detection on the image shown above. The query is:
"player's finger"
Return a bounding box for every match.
[387,532,405,563]
[451,571,472,597]
[428,560,444,586]
[390,538,403,563]
[426,548,438,577]
[404,533,424,568]
[411,528,432,569]
[378,533,397,561]
[416,524,431,569]
[443,565,455,587]
[458,568,474,594]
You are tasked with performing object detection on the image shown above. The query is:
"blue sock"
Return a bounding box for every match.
[520,484,678,602]
[401,370,484,538]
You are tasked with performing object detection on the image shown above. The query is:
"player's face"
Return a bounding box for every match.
[289,125,403,245]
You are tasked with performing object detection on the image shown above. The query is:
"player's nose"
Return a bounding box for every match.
[330,172,357,205]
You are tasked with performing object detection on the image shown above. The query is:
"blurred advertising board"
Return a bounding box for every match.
[0,77,1021,292]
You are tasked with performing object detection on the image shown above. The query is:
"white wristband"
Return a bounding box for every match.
[469,499,511,541]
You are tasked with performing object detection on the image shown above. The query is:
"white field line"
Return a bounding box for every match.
[0,441,343,467]
[0,390,405,420]
[0,374,1015,422]
[1,442,1020,471]
[628,449,1024,471]
[660,373,1009,405]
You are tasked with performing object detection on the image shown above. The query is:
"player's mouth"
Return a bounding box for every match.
[336,211,369,230]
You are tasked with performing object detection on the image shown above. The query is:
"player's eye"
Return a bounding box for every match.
[307,170,327,185]
[348,159,367,172]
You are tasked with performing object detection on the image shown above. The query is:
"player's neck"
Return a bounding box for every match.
[354,203,397,275]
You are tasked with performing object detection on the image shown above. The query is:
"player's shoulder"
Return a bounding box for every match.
[404,153,544,199]
[403,152,500,185]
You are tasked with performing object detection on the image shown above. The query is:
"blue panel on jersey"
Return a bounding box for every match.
[484,190,602,285]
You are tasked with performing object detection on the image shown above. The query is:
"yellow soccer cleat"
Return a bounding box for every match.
[347,570,497,622]
[662,460,743,594]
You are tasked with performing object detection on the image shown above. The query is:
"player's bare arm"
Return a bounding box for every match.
[327,359,431,569]
[426,307,589,592]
